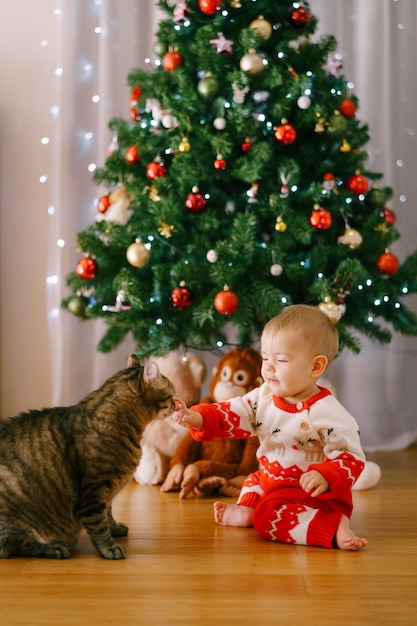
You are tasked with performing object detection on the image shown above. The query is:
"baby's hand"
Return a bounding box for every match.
[299,469,329,497]
[171,397,204,430]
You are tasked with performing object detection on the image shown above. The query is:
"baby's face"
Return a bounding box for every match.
[261,331,319,402]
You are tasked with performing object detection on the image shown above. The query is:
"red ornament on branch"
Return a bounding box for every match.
[274,122,297,145]
[171,282,193,310]
[339,98,356,119]
[382,208,396,225]
[347,172,369,195]
[290,7,312,27]
[162,50,184,72]
[130,86,141,106]
[199,0,222,15]
[97,194,111,214]
[76,257,98,280]
[129,108,140,122]
[214,154,227,170]
[214,285,239,315]
[125,145,140,163]
[376,251,399,275]
[185,187,207,214]
[241,138,252,152]
[146,160,167,180]
[309,205,332,230]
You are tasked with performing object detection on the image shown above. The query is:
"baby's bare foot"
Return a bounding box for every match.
[335,515,368,550]
[213,502,254,527]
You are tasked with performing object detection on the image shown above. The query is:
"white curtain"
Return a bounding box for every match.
[47,0,162,404]
[313,0,417,451]
[45,0,417,450]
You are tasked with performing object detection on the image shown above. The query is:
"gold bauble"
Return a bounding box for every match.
[249,16,273,40]
[318,298,342,324]
[240,49,265,75]
[179,137,191,153]
[337,228,363,249]
[126,239,151,268]
[275,216,287,232]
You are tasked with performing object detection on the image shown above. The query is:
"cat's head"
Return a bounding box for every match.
[128,355,176,419]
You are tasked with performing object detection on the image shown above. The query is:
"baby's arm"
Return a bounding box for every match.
[172,397,204,430]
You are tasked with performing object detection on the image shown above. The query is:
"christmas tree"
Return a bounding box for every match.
[63,0,417,359]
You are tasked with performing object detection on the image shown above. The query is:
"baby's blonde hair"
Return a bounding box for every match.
[262,304,339,364]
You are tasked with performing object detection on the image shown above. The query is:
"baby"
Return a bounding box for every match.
[172,304,367,550]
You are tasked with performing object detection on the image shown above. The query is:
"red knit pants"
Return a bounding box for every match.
[238,473,344,549]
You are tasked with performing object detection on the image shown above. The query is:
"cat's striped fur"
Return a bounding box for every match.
[0,355,175,559]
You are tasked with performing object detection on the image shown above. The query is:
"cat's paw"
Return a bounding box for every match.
[111,522,129,537]
[98,543,126,560]
[41,542,72,559]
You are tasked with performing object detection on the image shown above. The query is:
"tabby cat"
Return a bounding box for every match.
[0,355,175,560]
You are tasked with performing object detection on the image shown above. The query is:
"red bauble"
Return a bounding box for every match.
[97,194,110,213]
[309,207,332,230]
[339,98,356,119]
[185,188,207,214]
[162,51,184,72]
[214,286,239,315]
[241,138,252,152]
[125,145,139,163]
[171,283,193,310]
[129,108,140,122]
[76,257,98,280]
[290,7,312,27]
[146,160,167,180]
[382,207,396,225]
[274,123,297,145]
[347,173,369,195]
[198,0,222,15]
[214,155,227,170]
[376,251,399,275]
[130,86,141,104]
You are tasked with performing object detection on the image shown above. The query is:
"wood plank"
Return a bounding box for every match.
[0,448,416,625]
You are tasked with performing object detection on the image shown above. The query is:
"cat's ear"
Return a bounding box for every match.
[127,354,140,368]
[143,361,160,382]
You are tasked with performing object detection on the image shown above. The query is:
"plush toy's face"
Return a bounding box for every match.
[211,348,263,402]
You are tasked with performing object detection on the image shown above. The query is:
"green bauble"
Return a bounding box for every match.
[198,75,219,98]
[328,113,348,134]
[153,40,167,57]
[368,187,387,207]
[67,295,87,317]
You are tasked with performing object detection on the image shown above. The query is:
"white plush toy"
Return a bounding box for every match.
[134,350,206,485]
[352,461,381,490]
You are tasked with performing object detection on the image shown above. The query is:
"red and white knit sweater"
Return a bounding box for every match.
[190,385,366,547]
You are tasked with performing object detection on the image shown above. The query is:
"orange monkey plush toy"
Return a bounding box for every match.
[161,347,263,499]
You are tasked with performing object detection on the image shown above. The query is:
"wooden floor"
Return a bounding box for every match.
[1,448,416,626]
